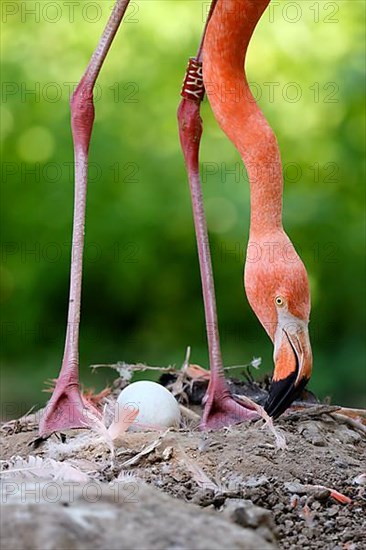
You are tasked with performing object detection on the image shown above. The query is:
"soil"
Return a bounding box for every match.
[1,372,365,550]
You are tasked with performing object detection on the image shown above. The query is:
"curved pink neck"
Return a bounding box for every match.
[202,0,283,236]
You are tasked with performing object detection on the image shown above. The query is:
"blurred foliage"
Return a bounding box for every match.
[1,1,365,417]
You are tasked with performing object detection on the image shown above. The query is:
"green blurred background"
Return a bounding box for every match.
[1,1,365,418]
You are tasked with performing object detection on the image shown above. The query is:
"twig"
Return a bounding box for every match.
[336,406,366,419]
[91,362,177,374]
[223,359,261,372]
[223,364,252,371]
[0,406,39,433]
[285,405,341,420]
[286,404,366,434]
[331,413,366,435]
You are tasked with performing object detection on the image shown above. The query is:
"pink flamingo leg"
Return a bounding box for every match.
[177,1,258,430]
[39,0,131,437]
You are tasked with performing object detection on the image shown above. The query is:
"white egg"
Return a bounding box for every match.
[116,380,181,431]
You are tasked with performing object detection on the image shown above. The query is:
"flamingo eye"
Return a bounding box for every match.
[275,296,285,307]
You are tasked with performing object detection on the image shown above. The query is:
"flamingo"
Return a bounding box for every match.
[39,0,312,437]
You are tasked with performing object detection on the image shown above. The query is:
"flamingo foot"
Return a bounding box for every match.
[38,379,90,438]
[200,382,259,430]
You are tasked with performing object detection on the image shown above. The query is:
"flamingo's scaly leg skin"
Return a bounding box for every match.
[39,0,131,437]
[177,0,259,431]
[178,41,258,431]
[39,380,89,436]
[201,378,258,430]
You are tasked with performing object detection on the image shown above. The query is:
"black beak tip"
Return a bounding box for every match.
[264,374,309,419]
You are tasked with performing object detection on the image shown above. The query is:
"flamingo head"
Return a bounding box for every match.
[244,236,312,418]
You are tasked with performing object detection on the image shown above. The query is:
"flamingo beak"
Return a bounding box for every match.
[264,322,312,418]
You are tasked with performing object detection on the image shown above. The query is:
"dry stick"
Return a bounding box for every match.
[91,356,260,375]
[0,406,37,432]
[286,405,366,434]
[337,406,366,418]
[285,405,341,419]
[223,364,260,371]
[331,412,366,435]
[91,362,177,373]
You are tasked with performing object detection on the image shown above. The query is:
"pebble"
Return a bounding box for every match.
[334,426,361,444]
[313,488,330,501]
[298,422,326,446]
[267,495,278,506]
[341,529,355,542]
[353,473,366,485]
[327,506,340,517]
[297,535,308,545]
[223,499,274,530]
[302,528,314,539]
[162,446,173,461]
[284,519,294,530]
[256,525,277,544]
[191,488,216,507]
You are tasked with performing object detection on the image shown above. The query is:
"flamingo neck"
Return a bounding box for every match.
[202,0,283,235]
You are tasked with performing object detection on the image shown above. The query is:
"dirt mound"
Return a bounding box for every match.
[1,405,365,549]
